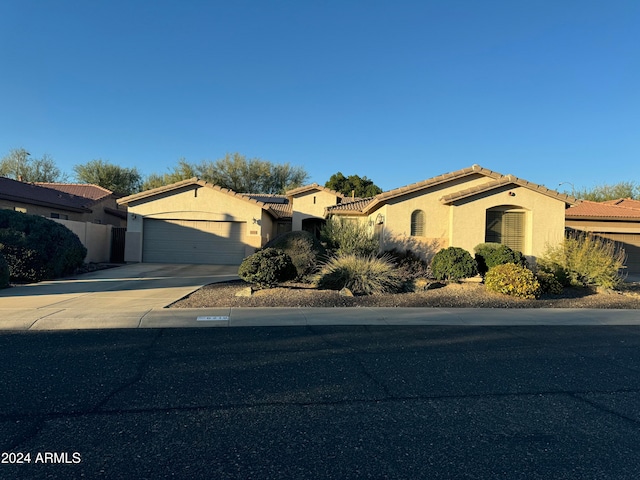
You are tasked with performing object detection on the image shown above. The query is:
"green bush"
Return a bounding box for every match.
[320,217,379,257]
[0,210,87,283]
[535,270,563,295]
[539,232,626,289]
[0,253,9,289]
[265,230,326,281]
[430,247,477,282]
[474,242,528,275]
[237,248,297,288]
[485,263,541,299]
[315,254,403,295]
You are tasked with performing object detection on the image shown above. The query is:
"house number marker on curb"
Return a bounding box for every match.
[196,316,229,321]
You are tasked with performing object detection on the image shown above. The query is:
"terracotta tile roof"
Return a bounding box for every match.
[566,200,640,220]
[36,183,113,201]
[601,198,640,209]
[0,176,93,212]
[440,175,578,205]
[325,197,376,214]
[286,183,345,198]
[325,164,577,216]
[247,194,292,218]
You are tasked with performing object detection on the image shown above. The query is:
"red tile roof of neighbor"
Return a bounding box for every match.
[36,183,114,201]
[566,200,640,220]
[0,176,93,212]
[601,198,640,210]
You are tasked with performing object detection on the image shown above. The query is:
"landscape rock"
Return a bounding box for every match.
[339,287,354,297]
[235,286,254,297]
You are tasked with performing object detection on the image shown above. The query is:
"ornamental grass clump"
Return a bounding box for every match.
[315,254,402,295]
[539,232,626,289]
[430,247,477,282]
[237,248,297,289]
[320,217,379,257]
[484,263,541,299]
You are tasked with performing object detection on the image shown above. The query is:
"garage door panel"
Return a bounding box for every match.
[143,219,246,265]
[594,233,640,275]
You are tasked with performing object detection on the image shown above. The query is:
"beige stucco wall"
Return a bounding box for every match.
[291,190,340,231]
[335,176,567,262]
[52,219,111,263]
[447,185,566,259]
[0,198,126,226]
[0,201,85,221]
[123,184,268,262]
[566,219,640,234]
[364,175,490,259]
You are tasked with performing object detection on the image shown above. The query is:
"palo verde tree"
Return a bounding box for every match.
[142,159,197,191]
[145,153,309,194]
[568,181,640,201]
[0,148,65,183]
[325,172,383,197]
[73,159,143,195]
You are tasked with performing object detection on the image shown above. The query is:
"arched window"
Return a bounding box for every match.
[411,210,425,236]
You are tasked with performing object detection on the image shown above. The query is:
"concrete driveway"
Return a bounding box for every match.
[0,263,239,330]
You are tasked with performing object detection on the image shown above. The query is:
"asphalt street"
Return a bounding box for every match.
[2,325,640,479]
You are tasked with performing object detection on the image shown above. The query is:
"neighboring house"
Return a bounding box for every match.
[0,177,127,226]
[565,199,640,275]
[117,165,577,265]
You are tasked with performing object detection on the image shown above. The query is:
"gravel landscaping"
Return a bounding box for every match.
[170,279,640,309]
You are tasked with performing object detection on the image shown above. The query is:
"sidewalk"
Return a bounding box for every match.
[1,264,638,331]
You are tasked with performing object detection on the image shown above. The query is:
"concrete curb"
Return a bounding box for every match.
[2,307,639,331]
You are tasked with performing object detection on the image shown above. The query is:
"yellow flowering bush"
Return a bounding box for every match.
[485,263,541,299]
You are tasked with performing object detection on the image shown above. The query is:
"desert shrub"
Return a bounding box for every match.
[538,232,626,289]
[474,243,528,275]
[265,230,326,281]
[430,247,477,282]
[0,210,87,282]
[320,217,379,257]
[315,254,403,295]
[384,248,432,282]
[237,248,297,288]
[485,263,541,299]
[535,270,563,295]
[0,253,9,289]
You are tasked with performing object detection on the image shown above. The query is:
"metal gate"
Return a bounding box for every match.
[110,227,126,263]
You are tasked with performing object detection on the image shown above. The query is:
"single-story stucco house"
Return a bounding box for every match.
[116,164,578,265]
[0,177,127,226]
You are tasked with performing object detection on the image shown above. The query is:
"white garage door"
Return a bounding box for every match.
[143,219,246,265]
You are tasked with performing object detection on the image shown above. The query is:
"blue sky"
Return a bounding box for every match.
[1,0,638,193]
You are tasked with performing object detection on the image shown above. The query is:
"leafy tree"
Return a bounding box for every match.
[199,153,308,193]
[0,148,65,182]
[144,153,309,194]
[142,159,197,191]
[325,172,382,197]
[568,182,639,201]
[73,159,142,195]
